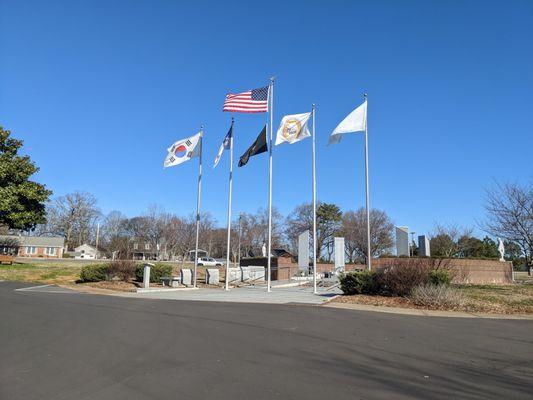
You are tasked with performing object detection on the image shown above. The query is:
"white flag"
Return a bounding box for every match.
[164,132,202,168]
[275,112,311,145]
[329,100,367,145]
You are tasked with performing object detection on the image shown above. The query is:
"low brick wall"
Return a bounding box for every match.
[240,257,365,281]
[241,256,513,284]
[372,257,513,285]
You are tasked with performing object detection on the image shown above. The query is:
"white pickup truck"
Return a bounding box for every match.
[197,257,223,267]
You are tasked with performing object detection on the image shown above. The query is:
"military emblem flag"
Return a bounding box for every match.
[275,112,311,145]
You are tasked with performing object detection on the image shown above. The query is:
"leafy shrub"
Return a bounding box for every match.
[340,271,377,295]
[107,260,137,282]
[409,284,465,310]
[375,259,431,296]
[135,263,173,283]
[80,264,109,282]
[429,269,452,286]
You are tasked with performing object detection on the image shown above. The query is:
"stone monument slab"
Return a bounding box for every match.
[418,235,430,257]
[180,268,193,286]
[248,266,265,282]
[241,266,250,282]
[227,267,241,284]
[334,237,345,272]
[206,268,219,285]
[396,226,409,256]
[298,230,310,270]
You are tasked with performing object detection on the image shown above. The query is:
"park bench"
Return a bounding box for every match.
[160,276,181,288]
[0,255,14,265]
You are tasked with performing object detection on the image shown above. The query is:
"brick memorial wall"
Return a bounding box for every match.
[240,256,513,284]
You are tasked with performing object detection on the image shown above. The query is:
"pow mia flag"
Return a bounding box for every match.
[238,125,268,167]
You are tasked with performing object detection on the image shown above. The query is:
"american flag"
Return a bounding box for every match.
[223,86,269,113]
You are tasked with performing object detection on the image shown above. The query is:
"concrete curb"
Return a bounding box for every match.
[323,301,533,320]
[136,287,199,293]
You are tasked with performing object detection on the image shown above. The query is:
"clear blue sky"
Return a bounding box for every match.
[1,0,532,236]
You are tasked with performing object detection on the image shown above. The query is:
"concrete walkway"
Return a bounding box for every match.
[124,284,341,304]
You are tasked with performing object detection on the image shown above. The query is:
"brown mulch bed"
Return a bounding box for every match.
[333,294,416,309]
[332,292,533,314]
[82,281,141,292]
[83,280,221,292]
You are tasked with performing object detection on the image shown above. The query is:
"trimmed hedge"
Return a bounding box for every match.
[428,269,452,286]
[135,263,173,283]
[80,264,109,282]
[340,271,377,295]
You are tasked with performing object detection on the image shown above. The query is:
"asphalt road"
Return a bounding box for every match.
[1,281,532,400]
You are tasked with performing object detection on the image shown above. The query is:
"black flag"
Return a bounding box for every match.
[238,125,268,167]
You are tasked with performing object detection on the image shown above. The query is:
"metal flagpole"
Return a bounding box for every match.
[267,77,274,292]
[311,104,317,294]
[225,118,234,290]
[194,127,204,287]
[363,94,371,270]
[237,213,242,265]
[95,222,100,260]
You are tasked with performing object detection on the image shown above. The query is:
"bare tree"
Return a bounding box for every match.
[285,202,341,261]
[162,214,195,262]
[235,208,284,258]
[342,208,394,263]
[481,181,533,270]
[42,191,101,250]
[101,210,129,258]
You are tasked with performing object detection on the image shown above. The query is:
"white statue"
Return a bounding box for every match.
[261,243,267,257]
[497,238,505,262]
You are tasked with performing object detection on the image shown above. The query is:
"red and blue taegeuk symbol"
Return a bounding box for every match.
[174,144,187,158]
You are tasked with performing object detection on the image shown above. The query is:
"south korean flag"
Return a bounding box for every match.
[164,131,202,168]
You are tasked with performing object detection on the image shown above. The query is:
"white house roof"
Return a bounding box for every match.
[75,244,97,252]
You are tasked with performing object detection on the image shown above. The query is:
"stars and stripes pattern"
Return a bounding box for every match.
[223,86,269,113]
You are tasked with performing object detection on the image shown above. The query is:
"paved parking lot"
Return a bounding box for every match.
[1,281,532,400]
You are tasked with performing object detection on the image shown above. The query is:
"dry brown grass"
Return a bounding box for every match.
[0,263,82,285]
[334,283,533,314]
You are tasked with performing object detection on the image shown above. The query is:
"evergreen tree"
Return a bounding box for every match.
[0,127,52,231]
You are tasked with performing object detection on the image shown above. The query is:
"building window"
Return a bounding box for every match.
[45,247,56,256]
[26,246,36,255]
[145,243,150,250]
[133,243,138,250]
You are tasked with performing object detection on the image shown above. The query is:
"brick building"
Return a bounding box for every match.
[0,235,65,259]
